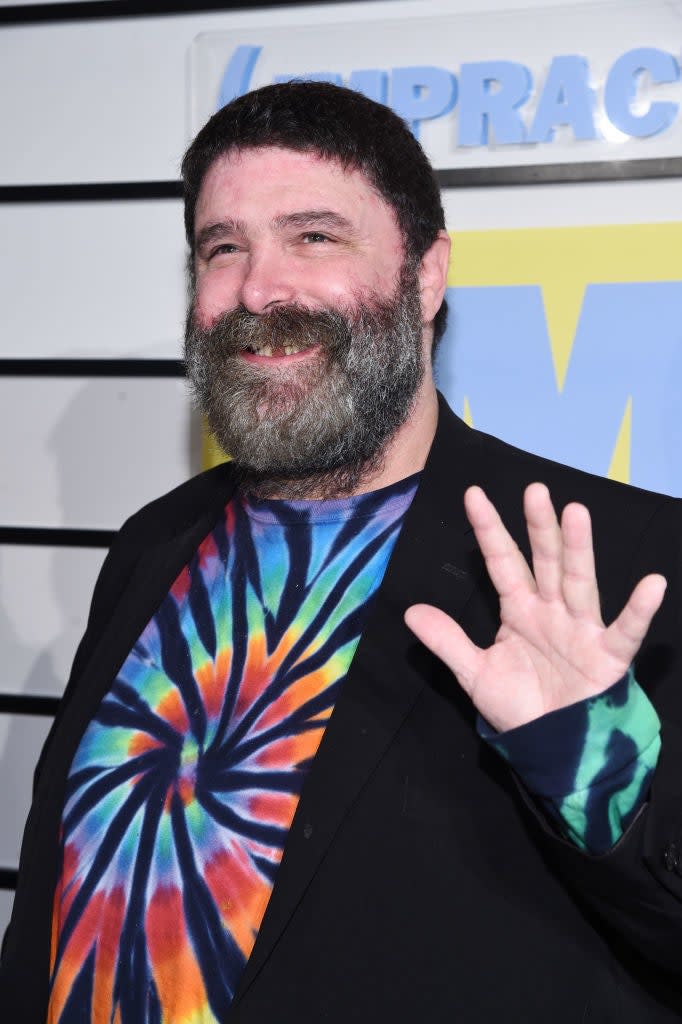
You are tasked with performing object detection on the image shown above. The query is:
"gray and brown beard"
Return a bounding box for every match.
[184,264,425,499]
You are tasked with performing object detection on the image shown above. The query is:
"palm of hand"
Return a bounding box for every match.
[405,483,666,734]
[470,591,626,732]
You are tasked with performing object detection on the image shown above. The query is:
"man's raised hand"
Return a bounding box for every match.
[404,483,667,733]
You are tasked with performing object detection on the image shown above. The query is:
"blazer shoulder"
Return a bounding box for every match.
[117,461,236,548]
[464,419,680,517]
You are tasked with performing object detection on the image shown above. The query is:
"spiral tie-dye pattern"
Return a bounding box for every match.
[48,476,418,1024]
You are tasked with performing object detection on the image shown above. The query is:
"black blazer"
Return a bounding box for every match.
[4,397,682,1021]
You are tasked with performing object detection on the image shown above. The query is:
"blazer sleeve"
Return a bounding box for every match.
[519,495,682,981]
[30,513,150,792]
[1,463,235,1017]
[0,511,150,1004]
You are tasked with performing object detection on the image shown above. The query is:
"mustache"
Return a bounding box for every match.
[188,303,353,357]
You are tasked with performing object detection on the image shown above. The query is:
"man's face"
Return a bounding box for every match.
[185,146,428,497]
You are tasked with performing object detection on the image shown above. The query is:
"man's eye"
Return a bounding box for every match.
[302,232,331,244]
[209,243,239,258]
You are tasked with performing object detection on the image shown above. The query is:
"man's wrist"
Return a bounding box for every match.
[477,669,661,853]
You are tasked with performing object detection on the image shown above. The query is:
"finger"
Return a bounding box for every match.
[404,603,483,696]
[523,483,563,601]
[559,502,602,620]
[464,486,536,600]
[604,574,667,663]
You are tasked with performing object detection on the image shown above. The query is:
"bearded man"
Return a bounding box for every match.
[3,82,682,1023]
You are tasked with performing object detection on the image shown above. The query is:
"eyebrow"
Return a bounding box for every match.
[195,218,248,255]
[271,210,357,234]
[195,209,357,255]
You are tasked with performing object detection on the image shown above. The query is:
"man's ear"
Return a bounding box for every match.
[419,230,451,324]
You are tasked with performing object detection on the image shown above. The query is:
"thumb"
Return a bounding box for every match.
[404,604,483,696]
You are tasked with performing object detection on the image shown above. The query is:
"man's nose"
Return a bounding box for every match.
[238,246,297,314]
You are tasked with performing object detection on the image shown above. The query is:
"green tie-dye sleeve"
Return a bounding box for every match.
[478,669,661,854]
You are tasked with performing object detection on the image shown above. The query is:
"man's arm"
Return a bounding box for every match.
[404,482,682,982]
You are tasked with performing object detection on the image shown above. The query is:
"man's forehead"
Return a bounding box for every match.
[194,145,396,235]
[197,145,385,211]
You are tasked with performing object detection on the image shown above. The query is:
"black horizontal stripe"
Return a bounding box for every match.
[0,867,18,891]
[0,358,184,377]
[0,694,60,716]
[0,0,342,26]
[0,526,115,547]
[0,181,182,203]
[435,156,682,187]
[2,158,679,206]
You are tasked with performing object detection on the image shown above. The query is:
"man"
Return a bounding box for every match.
[2,82,682,1022]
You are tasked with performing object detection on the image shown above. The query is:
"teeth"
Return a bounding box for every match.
[250,342,308,357]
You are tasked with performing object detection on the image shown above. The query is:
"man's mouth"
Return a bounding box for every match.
[242,341,321,362]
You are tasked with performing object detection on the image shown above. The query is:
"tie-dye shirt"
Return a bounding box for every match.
[47,476,418,1024]
[47,470,660,1023]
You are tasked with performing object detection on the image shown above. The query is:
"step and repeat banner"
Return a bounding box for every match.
[1,0,681,933]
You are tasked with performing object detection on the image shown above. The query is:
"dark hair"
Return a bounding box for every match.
[182,80,448,343]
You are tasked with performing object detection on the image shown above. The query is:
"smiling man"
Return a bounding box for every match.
[184,140,447,500]
[3,82,682,1023]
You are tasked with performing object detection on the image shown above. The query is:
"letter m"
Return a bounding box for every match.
[436,282,682,496]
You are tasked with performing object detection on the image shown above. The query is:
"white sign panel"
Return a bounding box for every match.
[189,1,682,170]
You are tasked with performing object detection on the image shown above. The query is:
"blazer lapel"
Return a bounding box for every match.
[233,397,492,1005]
[36,480,239,804]
[27,474,238,993]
